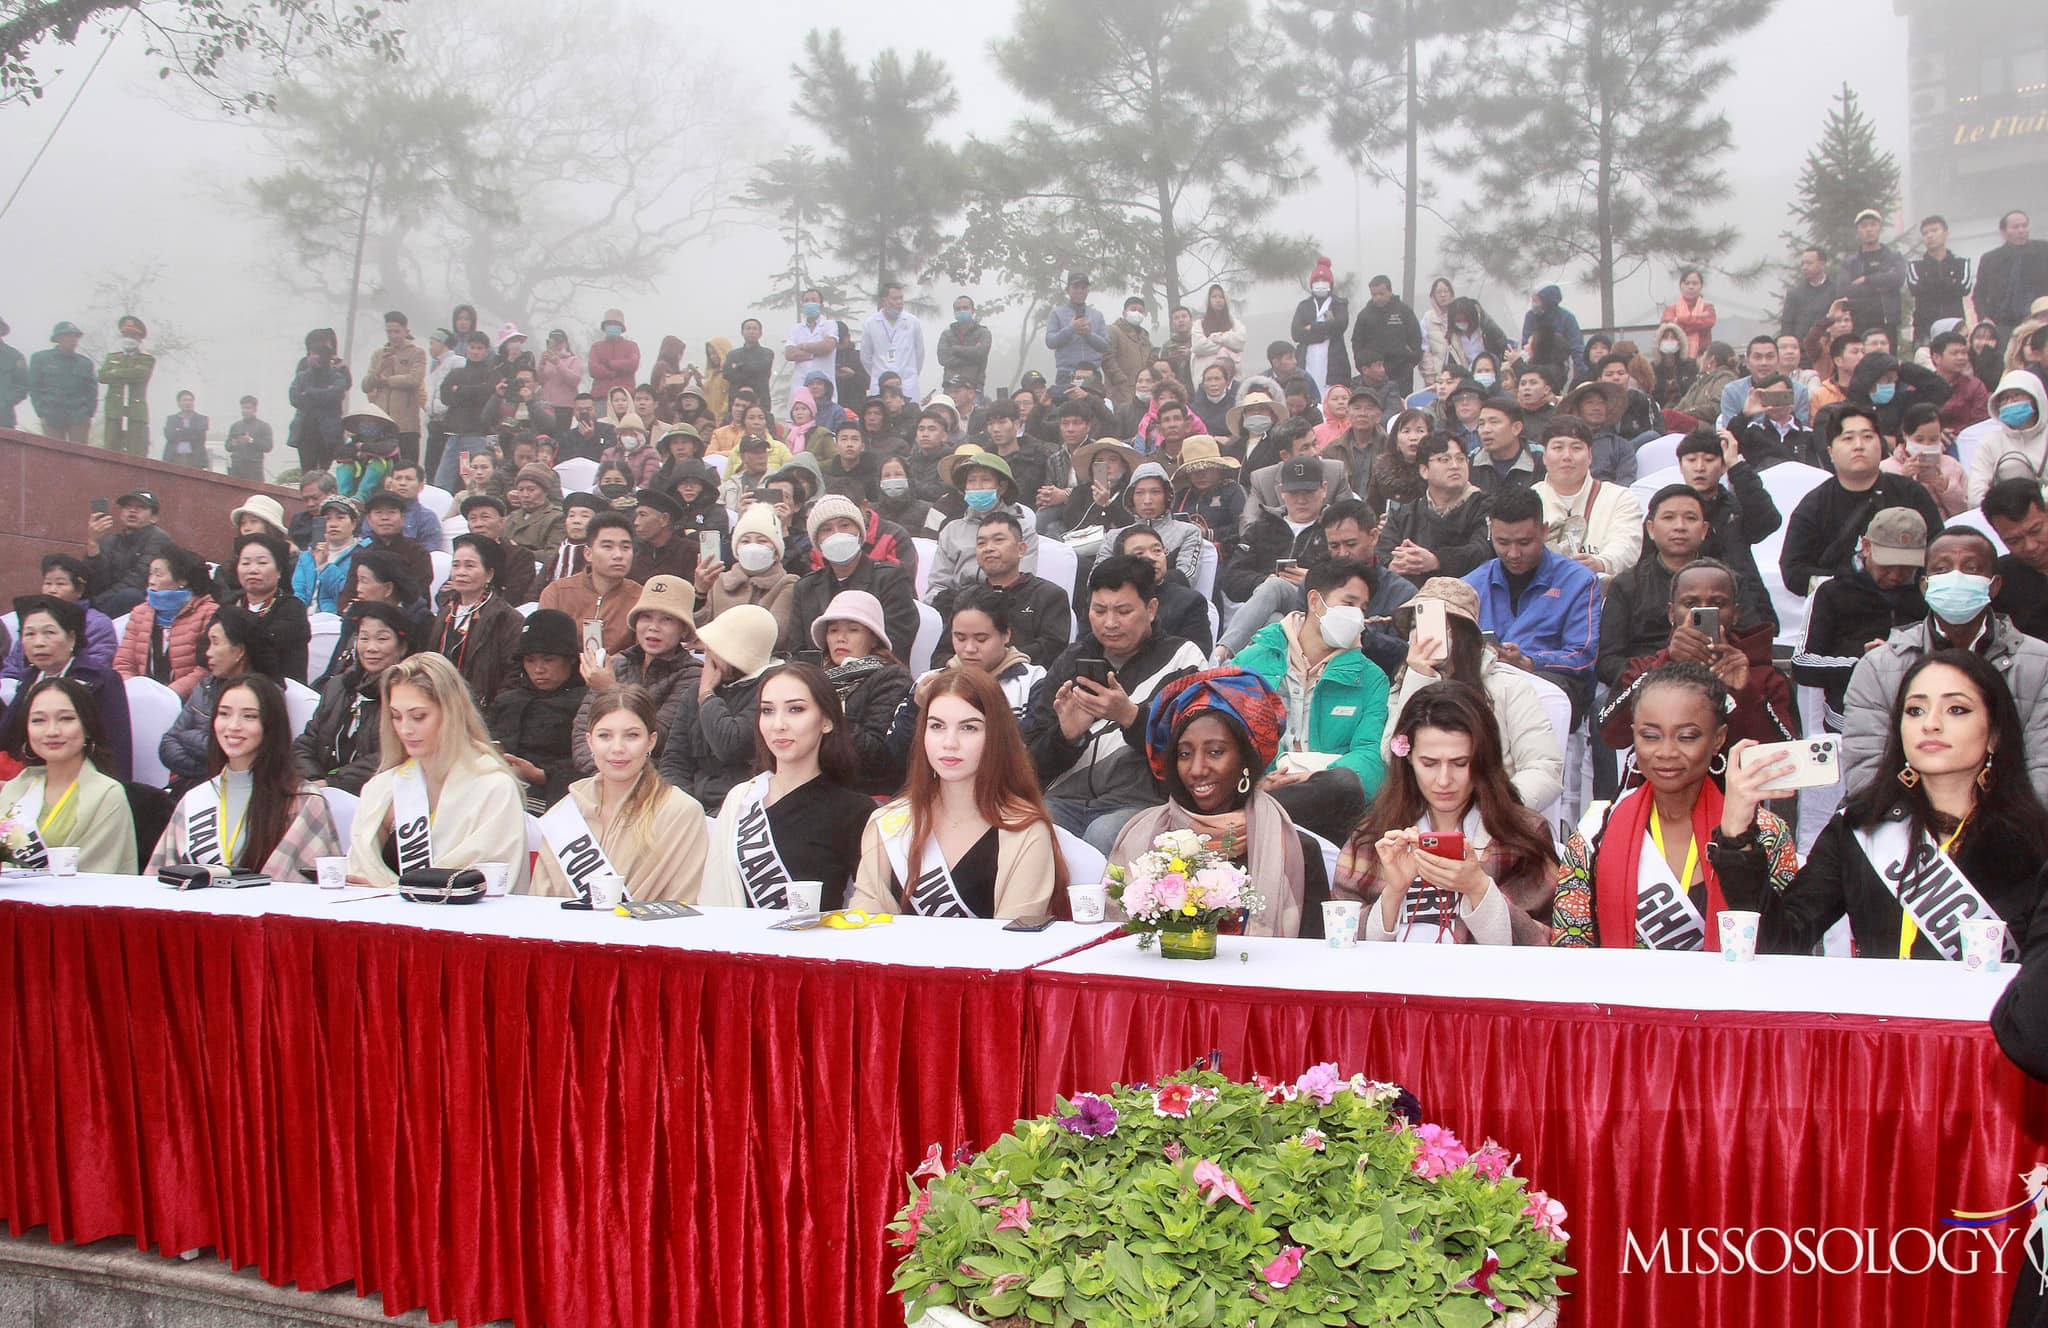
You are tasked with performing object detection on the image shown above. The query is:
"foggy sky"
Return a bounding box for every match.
[0,0,1920,427]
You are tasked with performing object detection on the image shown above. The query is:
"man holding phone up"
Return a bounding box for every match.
[1218,457,1333,654]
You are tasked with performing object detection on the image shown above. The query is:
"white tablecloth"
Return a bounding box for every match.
[0,872,1113,972]
[1039,933,2015,1023]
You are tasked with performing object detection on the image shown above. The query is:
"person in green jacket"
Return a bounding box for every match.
[97,314,155,456]
[0,316,27,430]
[27,321,96,442]
[1230,556,1391,843]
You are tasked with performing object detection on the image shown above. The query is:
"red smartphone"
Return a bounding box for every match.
[1418,831,1465,860]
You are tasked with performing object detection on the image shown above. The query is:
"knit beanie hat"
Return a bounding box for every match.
[806,494,864,546]
[1309,256,1334,287]
[733,500,786,559]
[697,603,779,678]
[514,608,580,659]
[514,462,563,502]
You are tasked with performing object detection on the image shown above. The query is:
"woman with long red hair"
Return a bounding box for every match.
[849,666,1066,919]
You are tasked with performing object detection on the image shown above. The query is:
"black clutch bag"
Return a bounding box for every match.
[396,867,488,905]
[158,864,271,890]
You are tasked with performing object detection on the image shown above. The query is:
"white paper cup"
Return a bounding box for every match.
[785,880,823,917]
[1067,882,1107,923]
[45,846,80,877]
[1718,910,1761,963]
[588,872,625,910]
[1322,899,1361,948]
[1961,918,2008,973]
[315,856,349,890]
[475,861,510,896]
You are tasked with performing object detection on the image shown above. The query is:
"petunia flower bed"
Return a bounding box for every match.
[889,1064,1572,1328]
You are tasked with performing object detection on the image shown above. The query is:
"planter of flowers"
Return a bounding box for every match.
[1105,828,1261,960]
[892,1064,1570,1327]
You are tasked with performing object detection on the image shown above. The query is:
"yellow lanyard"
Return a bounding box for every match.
[215,776,249,867]
[1647,810,1698,891]
[1900,816,1970,959]
[38,776,79,836]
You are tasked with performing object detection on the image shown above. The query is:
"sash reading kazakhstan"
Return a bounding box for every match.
[727,774,796,908]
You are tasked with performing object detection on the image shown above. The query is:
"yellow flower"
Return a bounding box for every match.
[1182,901,1198,916]
[1168,857,1187,874]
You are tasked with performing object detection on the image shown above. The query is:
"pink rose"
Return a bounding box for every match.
[1154,873,1189,911]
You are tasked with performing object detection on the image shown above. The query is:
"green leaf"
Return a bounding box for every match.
[1433,1296,1498,1328]
[1026,1266,1068,1298]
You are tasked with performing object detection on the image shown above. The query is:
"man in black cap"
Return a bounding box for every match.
[1045,271,1108,387]
[487,608,589,811]
[82,488,173,616]
[361,491,436,600]
[460,493,536,604]
[630,487,696,584]
[1220,456,1333,654]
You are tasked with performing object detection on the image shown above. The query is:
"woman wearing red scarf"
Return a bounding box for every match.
[1552,661,1796,948]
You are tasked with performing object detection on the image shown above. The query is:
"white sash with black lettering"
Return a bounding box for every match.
[390,761,436,876]
[180,780,231,867]
[727,774,796,908]
[538,796,626,905]
[877,803,973,918]
[7,778,51,871]
[1634,831,1707,951]
[1855,818,2010,962]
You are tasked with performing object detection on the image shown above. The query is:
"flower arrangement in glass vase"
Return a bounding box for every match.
[1104,827,1262,960]
[891,1063,1571,1328]
[0,813,34,870]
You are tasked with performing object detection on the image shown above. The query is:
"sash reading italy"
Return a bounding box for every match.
[5,777,58,870]
[180,779,245,868]
[877,802,973,918]
[726,774,795,908]
[537,797,627,905]
[1854,818,2012,963]
[391,762,436,876]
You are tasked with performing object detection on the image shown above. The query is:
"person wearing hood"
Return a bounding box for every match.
[1839,525,2048,804]
[0,315,26,431]
[1649,322,1698,407]
[661,455,729,548]
[486,609,587,811]
[935,295,992,391]
[1555,379,1640,485]
[287,327,351,473]
[1965,370,2048,505]
[696,499,799,650]
[96,314,155,456]
[293,600,412,795]
[1791,507,1929,732]
[587,309,640,402]
[504,461,567,561]
[1107,460,1203,585]
[28,320,96,443]
[784,392,830,454]
[363,311,427,463]
[790,496,919,665]
[1519,285,1586,385]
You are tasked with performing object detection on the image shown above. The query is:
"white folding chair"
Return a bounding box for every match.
[419,483,457,519]
[321,787,359,845]
[526,813,544,854]
[910,601,941,674]
[1033,537,1079,601]
[704,453,728,480]
[1627,464,1684,514]
[441,515,469,540]
[1302,830,1343,890]
[1753,461,1831,649]
[124,676,182,788]
[1954,417,1997,473]
[554,457,599,494]
[111,613,131,641]
[307,612,343,681]
[1055,826,1108,886]
[517,602,540,617]
[283,680,320,736]
[1949,507,2009,555]
[912,537,939,599]
[1632,432,1682,477]
[1,611,17,646]
[429,551,453,601]
[1521,671,1574,830]
[1193,540,1219,599]
[0,678,15,706]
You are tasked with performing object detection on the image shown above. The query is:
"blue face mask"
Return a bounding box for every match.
[954,310,973,324]
[601,323,623,337]
[802,303,822,320]
[1871,381,1897,405]
[2000,400,2039,429]
[1921,570,1994,625]
[146,587,192,617]
[963,488,999,512]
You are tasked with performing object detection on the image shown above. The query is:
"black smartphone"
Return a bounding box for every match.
[1075,657,1111,687]
[90,498,110,516]
[1003,914,1057,933]
[752,488,780,505]
[1273,558,1298,573]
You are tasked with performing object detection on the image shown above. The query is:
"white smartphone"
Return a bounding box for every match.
[581,618,606,656]
[1413,599,1449,662]
[701,531,723,564]
[1739,735,1842,793]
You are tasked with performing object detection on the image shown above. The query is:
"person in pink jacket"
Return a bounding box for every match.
[588,308,641,402]
[1660,269,1717,358]
[537,329,585,409]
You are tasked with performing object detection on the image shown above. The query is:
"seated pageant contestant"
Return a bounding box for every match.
[849,667,1065,919]
[1340,681,1558,944]
[1712,649,2048,960]
[151,675,343,879]
[528,684,708,903]
[701,661,878,912]
[0,677,136,873]
[1108,667,1328,938]
[1552,662,1796,948]
[346,652,530,889]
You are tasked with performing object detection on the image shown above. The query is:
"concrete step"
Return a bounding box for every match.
[0,1229,510,1327]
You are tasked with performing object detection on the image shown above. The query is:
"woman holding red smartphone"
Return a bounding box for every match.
[1337,681,1560,944]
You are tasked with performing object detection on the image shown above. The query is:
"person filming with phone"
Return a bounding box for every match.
[1597,558,1797,751]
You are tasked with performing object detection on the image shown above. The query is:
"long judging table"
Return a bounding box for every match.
[2,877,2046,1327]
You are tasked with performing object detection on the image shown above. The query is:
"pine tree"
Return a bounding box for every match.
[1438,0,1774,329]
[1784,84,1902,265]
[743,147,851,318]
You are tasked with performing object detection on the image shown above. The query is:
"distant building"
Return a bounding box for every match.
[1896,0,2048,241]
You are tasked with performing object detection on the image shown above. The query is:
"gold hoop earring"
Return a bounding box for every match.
[1897,766,1921,789]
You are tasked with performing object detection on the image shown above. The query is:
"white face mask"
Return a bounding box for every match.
[1659,339,1681,355]
[819,532,862,565]
[1124,310,1146,326]
[1311,284,1332,298]
[120,338,140,353]
[1317,603,1365,650]
[1245,415,1273,437]
[735,542,777,573]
